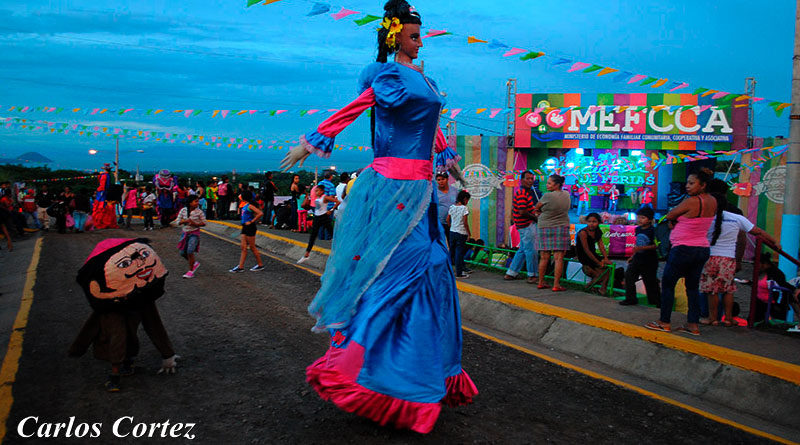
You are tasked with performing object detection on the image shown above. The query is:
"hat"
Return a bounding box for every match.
[84,238,134,264]
[103,163,112,170]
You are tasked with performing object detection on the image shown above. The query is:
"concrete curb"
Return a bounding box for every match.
[202,220,800,439]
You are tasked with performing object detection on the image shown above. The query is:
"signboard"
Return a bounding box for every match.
[514,93,747,151]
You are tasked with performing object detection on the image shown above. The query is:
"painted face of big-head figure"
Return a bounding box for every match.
[91,242,167,300]
[77,238,168,312]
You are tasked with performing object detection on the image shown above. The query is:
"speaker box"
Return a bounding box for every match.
[583,149,593,157]
[620,149,630,157]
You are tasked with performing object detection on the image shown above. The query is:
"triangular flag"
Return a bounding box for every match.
[712,91,729,99]
[519,51,544,61]
[582,64,603,73]
[193,110,203,116]
[423,30,448,38]
[651,78,668,88]
[567,62,591,72]
[612,71,633,83]
[276,110,287,115]
[488,39,509,49]
[701,90,718,97]
[184,110,194,117]
[597,67,619,76]
[468,36,487,44]
[503,48,527,57]
[692,88,708,96]
[354,14,380,25]
[669,82,689,92]
[551,57,571,67]
[212,110,219,118]
[627,74,647,84]
[489,108,503,118]
[639,77,657,86]
[246,0,261,7]
[331,7,358,20]
[450,109,462,119]
[518,108,531,117]
[306,2,330,16]
[476,108,487,114]
[221,110,230,118]
[307,109,320,115]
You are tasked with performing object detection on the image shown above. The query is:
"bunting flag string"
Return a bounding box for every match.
[1,102,783,120]
[0,117,373,152]
[246,1,791,113]
[21,175,101,183]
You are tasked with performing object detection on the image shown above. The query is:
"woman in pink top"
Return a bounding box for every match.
[123,185,139,230]
[645,168,717,336]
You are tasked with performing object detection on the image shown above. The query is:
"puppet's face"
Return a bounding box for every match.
[89,242,167,300]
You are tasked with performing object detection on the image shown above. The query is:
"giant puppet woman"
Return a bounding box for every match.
[280,0,475,434]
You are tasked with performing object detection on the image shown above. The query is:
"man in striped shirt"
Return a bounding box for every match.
[504,171,540,283]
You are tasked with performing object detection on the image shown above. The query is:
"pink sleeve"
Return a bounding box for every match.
[434,127,447,153]
[301,88,376,157]
[317,88,376,138]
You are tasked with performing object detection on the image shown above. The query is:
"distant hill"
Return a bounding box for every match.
[17,152,53,163]
[0,152,53,164]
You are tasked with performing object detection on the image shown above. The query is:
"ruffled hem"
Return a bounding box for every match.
[442,370,478,407]
[306,356,441,434]
[301,133,333,159]
[434,147,461,174]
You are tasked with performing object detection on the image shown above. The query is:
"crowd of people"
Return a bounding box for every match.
[463,168,798,335]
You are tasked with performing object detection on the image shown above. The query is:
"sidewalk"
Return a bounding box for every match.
[260,223,800,367]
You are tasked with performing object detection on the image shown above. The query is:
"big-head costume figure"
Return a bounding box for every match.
[91,163,120,229]
[153,169,178,228]
[71,238,177,392]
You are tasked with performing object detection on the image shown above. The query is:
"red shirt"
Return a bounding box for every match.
[610,187,620,200]
[578,186,590,202]
[641,190,654,204]
[512,187,537,228]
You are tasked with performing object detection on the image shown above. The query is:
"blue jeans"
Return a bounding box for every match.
[449,232,468,276]
[24,211,39,229]
[577,200,590,215]
[72,211,87,231]
[660,245,710,324]
[609,199,617,212]
[507,223,539,278]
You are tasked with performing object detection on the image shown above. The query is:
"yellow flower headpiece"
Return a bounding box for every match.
[380,17,403,50]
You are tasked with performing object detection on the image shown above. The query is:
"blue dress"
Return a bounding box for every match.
[302,62,476,433]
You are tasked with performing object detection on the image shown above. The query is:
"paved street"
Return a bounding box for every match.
[0,227,772,443]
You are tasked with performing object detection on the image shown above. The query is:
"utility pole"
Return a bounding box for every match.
[114,139,120,183]
[505,78,517,145]
[779,0,800,278]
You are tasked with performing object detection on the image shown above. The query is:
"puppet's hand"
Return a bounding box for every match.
[448,163,466,187]
[280,145,311,172]
[157,354,178,375]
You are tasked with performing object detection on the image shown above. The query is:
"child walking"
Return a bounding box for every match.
[174,195,206,278]
[297,184,339,264]
[621,206,660,306]
[230,190,265,272]
[447,190,471,279]
[142,185,156,231]
[123,185,139,230]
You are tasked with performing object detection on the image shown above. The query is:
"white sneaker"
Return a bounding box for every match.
[787,326,800,333]
[297,256,310,264]
[182,271,194,279]
[250,265,265,271]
